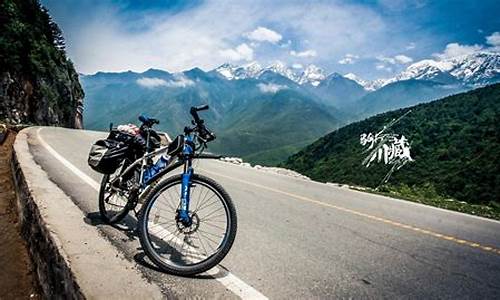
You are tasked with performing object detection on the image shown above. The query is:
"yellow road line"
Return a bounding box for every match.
[202,168,500,256]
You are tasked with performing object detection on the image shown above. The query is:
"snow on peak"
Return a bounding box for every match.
[215,61,263,80]
[395,51,500,85]
[264,61,299,82]
[214,51,500,90]
[298,64,326,86]
[343,73,385,91]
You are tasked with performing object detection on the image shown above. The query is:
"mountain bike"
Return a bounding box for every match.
[95,105,237,275]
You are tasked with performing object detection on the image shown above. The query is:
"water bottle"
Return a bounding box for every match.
[144,155,170,183]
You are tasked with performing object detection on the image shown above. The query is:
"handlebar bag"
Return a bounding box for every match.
[88,139,128,174]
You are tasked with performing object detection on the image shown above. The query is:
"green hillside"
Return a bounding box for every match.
[283,83,500,207]
[0,0,84,127]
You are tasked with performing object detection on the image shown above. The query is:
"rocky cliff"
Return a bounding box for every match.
[0,0,84,128]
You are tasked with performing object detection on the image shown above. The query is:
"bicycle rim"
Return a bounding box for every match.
[142,176,233,270]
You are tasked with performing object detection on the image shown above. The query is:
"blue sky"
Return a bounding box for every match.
[42,0,500,79]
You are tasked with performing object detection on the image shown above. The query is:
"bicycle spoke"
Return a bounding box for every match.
[143,176,234,271]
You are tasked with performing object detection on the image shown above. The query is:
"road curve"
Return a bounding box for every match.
[25,126,500,299]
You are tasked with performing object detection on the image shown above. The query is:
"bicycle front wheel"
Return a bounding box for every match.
[138,173,237,276]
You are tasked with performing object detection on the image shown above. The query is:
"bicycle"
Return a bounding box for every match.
[94,105,237,275]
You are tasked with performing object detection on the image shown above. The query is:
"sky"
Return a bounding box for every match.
[41,0,500,80]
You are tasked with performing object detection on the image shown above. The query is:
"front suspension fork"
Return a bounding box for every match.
[178,161,193,225]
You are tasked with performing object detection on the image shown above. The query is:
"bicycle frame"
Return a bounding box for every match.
[108,128,220,221]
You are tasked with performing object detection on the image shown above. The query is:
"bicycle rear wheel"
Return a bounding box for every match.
[98,165,135,224]
[138,173,237,276]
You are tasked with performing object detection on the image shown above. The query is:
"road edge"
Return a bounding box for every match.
[11,128,165,299]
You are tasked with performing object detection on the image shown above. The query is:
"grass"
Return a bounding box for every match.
[351,183,500,221]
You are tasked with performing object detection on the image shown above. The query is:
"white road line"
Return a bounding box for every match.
[35,127,268,300]
[37,128,100,191]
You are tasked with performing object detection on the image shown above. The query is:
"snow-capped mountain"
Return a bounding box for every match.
[215,62,263,80]
[344,51,500,91]
[264,61,299,82]
[383,51,500,87]
[214,61,325,86]
[215,51,500,91]
[298,65,326,86]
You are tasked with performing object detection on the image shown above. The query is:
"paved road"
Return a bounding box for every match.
[26,126,500,299]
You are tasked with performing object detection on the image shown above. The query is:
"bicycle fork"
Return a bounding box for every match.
[178,141,194,225]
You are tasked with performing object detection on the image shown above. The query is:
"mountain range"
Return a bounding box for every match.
[82,51,500,165]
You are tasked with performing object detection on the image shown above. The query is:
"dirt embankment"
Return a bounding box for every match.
[0,128,40,298]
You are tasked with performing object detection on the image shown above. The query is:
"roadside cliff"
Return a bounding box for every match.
[0,0,84,128]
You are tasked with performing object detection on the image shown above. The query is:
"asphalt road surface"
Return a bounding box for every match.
[26,127,500,299]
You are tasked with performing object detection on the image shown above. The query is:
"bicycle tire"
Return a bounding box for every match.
[138,173,237,276]
[98,174,132,224]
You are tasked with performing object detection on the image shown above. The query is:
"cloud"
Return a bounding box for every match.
[375,63,392,72]
[136,75,194,88]
[486,32,500,47]
[44,0,391,74]
[338,53,359,64]
[220,43,254,61]
[257,83,287,93]
[292,63,303,69]
[166,74,195,87]
[136,77,168,88]
[246,26,282,43]
[376,54,413,65]
[290,49,317,58]
[394,54,413,64]
[432,43,482,60]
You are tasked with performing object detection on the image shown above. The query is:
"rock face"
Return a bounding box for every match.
[0,0,84,128]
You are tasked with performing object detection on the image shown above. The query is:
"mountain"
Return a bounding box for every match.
[297,65,326,86]
[0,0,84,127]
[82,67,341,165]
[214,61,326,86]
[312,73,368,109]
[354,51,500,90]
[82,53,500,165]
[353,79,465,118]
[283,83,500,204]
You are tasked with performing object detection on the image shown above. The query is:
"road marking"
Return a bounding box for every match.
[201,168,500,256]
[37,128,100,191]
[35,127,268,300]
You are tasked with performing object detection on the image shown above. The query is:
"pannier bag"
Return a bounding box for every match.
[88,139,128,174]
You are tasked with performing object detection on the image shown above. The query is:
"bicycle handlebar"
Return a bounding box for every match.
[139,115,159,127]
[188,105,215,143]
[190,105,208,125]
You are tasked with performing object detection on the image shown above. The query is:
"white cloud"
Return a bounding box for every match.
[166,74,195,88]
[48,0,390,73]
[376,54,412,65]
[376,55,396,64]
[290,49,317,58]
[220,43,254,61]
[375,63,392,72]
[338,53,359,64]
[486,32,500,47]
[432,43,482,60]
[246,26,282,43]
[136,75,194,88]
[136,77,168,88]
[292,63,303,69]
[394,54,413,64]
[257,83,287,93]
